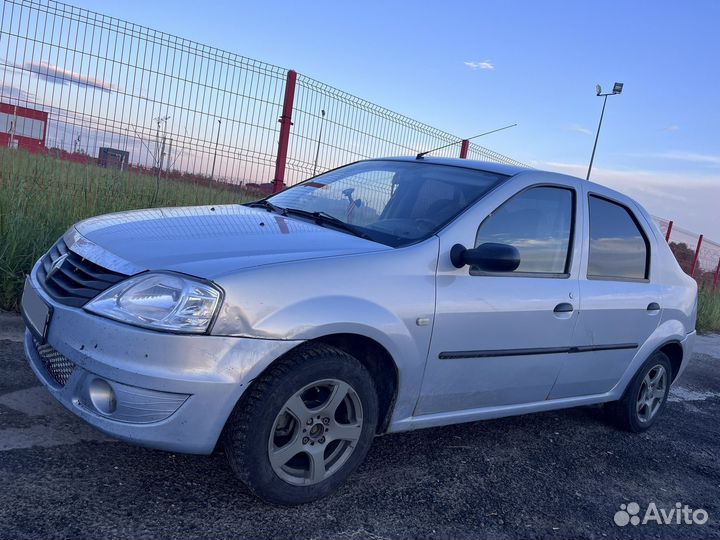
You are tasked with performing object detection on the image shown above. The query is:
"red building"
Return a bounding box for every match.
[0,103,48,153]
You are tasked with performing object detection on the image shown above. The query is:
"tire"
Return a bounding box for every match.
[606,351,672,432]
[223,343,379,505]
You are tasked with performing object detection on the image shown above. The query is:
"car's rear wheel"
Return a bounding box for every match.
[606,351,672,432]
[223,343,378,505]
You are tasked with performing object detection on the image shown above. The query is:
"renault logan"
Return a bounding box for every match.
[21,157,697,504]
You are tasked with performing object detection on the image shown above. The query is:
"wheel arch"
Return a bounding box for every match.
[657,340,684,383]
[310,333,399,434]
[620,339,684,397]
[237,333,400,435]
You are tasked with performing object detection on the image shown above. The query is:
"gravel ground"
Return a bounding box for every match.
[0,313,718,540]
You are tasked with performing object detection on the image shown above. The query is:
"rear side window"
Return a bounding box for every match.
[587,196,649,280]
[475,186,575,274]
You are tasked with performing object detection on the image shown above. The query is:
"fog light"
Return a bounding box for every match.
[88,378,117,415]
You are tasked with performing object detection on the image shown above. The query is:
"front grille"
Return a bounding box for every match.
[33,337,76,387]
[38,238,128,307]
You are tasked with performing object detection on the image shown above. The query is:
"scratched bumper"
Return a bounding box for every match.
[22,262,302,454]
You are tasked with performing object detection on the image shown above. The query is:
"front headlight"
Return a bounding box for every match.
[84,272,222,334]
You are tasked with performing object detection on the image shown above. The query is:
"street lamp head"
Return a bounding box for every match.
[612,82,624,94]
[596,84,602,96]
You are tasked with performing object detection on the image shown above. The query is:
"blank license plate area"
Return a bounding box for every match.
[21,278,51,340]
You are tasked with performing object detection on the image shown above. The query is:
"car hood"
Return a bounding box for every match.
[70,204,390,279]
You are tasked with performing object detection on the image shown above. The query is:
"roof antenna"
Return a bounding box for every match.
[416,123,518,160]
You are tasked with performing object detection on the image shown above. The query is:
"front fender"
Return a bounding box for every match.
[252,295,430,425]
[210,241,440,427]
[254,295,409,344]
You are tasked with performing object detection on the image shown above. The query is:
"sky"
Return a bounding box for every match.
[54,0,720,239]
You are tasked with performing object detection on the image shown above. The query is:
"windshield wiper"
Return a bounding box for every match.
[282,208,372,240]
[244,200,286,214]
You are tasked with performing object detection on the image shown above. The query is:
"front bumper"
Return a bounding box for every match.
[22,263,302,454]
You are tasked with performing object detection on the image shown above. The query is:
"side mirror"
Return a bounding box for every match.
[450,242,521,272]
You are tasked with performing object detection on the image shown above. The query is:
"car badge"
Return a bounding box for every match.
[46,253,69,282]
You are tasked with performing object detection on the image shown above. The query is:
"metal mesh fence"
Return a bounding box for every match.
[654,216,720,290]
[698,238,720,289]
[0,0,525,194]
[287,74,526,185]
[465,141,526,164]
[1,0,287,187]
[653,216,672,241]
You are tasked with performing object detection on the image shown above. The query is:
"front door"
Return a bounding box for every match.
[417,182,582,416]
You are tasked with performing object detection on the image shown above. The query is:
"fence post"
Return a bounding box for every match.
[459,139,469,159]
[272,69,297,193]
[665,220,673,242]
[713,257,720,293]
[689,234,703,277]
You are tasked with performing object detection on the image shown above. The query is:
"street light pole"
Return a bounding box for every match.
[586,93,608,181]
[586,82,623,181]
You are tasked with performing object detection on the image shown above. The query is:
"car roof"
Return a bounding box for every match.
[372,156,530,177]
[372,156,635,207]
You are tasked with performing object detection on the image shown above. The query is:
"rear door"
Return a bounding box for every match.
[548,191,662,399]
[417,176,582,416]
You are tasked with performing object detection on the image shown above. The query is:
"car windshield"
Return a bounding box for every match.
[261,160,508,247]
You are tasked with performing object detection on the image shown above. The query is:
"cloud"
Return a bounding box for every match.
[649,151,720,167]
[464,60,494,71]
[20,61,117,91]
[661,125,680,132]
[544,160,718,188]
[564,123,592,136]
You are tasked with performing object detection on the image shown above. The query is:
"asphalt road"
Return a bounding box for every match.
[1,313,719,540]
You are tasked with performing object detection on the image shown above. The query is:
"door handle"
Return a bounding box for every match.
[647,302,661,311]
[553,302,574,313]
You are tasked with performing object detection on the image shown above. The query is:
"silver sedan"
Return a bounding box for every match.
[21,157,697,504]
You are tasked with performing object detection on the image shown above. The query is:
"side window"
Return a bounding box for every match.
[475,186,574,274]
[587,196,649,280]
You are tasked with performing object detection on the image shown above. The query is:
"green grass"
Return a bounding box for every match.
[0,148,256,311]
[697,286,720,334]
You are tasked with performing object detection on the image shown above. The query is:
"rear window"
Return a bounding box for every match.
[588,196,649,280]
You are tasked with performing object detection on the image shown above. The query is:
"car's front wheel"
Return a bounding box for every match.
[606,351,672,432]
[223,343,379,505]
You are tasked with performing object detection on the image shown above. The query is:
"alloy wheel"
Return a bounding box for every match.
[268,379,363,485]
[636,364,667,423]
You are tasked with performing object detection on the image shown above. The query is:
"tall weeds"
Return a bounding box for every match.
[0,149,255,310]
[697,286,720,334]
